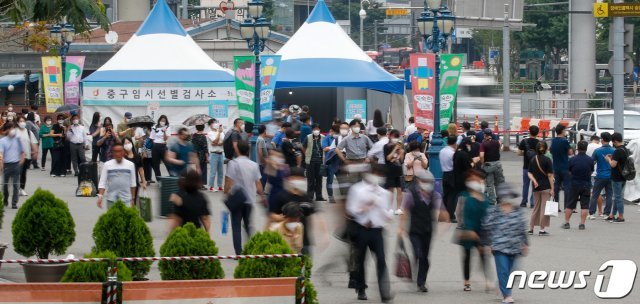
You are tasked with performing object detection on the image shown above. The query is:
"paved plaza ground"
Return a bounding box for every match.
[1,152,639,303]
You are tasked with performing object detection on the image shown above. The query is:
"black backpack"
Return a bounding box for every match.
[523,138,537,165]
[618,147,636,181]
[223,130,237,160]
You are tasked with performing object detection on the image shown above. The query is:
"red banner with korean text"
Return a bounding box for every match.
[409,53,436,131]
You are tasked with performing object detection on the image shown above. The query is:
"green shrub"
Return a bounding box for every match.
[92,201,154,280]
[234,231,318,304]
[159,223,224,280]
[11,189,75,259]
[61,250,133,282]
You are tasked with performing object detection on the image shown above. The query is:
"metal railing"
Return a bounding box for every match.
[522,98,612,120]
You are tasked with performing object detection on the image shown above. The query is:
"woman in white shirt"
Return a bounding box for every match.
[150,115,169,180]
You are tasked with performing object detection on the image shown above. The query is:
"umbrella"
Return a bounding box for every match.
[127,115,155,128]
[183,114,212,126]
[55,104,79,113]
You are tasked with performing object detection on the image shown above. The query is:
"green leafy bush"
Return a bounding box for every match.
[234,231,317,304]
[61,250,133,282]
[159,223,225,280]
[12,189,75,259]
[92,201,154,280]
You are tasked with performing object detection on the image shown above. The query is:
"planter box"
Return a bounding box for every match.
[22,263,69,283]
[0,277,298,303]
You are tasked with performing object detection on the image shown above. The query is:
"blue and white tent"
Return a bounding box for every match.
[276,0,404,94]
[83,0,232,83]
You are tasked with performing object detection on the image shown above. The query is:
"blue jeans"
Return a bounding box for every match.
[612,181,625,217]
[521,169,535,207]
[326,164,337,197]
[554,170,572,209]
[589,178,612,215]
[494,252,517,298]
[208,153,224,188]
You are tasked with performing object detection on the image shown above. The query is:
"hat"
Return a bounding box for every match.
[124,112,133,119]
[496,183,519,200]
[483,128,493,136]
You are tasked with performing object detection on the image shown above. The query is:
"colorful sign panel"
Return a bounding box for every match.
[409,53,436,131]
[259,55,281,123]
[439,54,464,130]
[345,99,367,123]
[41,56,64,113]
[63,56,85,105]
[209,100,229,118]
[234,55,257,123]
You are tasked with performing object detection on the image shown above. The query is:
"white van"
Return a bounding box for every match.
[575,110,640,142]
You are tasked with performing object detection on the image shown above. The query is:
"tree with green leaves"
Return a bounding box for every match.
[0,0,110,33]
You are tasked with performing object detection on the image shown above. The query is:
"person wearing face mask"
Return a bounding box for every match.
[336,120,373,165]
[66,114,88,177]
[457,169,491,292]
[25,112,40,169]
[122,137,147,203]
[549,123,573,210]
[270,168,317,254]
[165,127,199,177]
[223,118,246,160]
[304,123,325,201]
[150,115,169,179]
[0,122,26,209]
[398,170,446,293]
[169,170,211,233]
[256,125,270,188]
[15,116,38,197]
[403,141,429,196]
[97,143,137,209]
[482,183,529,304]
[528,141,555,236]
[280,128,302,168]
[367,127,389,164]
[207,119,225,191]
[49,114,67,177]
[322,124,341,203]
[89,112,102,163]
[97,117,118,163]
[191,124,209,188]
[39,116,54,171]
[452,137,475,224]
[384,129,405,213]
[116,112,135,139]
[346,164,393,302]
[270,202,305,253]
[6,103,15,119]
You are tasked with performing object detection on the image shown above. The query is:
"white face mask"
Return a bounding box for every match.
[466,181,486,193]
[18,122,26,129]
[123,143,133,151]
[390,138,400,144]
[7,117,13,121]
[289,179,307,192]
[363,173,385,186]
[312,130,320,136]
[72,119,79,125]
[58,120,64,124]
[352,127,360,134]
[285,222,300,231]
[8,107,13,112]
[239,124,245,131]
[45,121,52,126]
[340,129,349,136]
[273,156,285,165]
[159,121,166,127]
[419,182,434,193]
[8,129,17,137]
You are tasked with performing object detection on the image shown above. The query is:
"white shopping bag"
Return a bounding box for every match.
[544,200,559,217]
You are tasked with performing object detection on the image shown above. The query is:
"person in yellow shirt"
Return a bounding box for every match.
[269,202,304,253]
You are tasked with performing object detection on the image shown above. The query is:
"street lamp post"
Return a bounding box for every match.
[50,24,75,105]
[240,0,271,161]
[416,0,455,180]
[359,0,369,49]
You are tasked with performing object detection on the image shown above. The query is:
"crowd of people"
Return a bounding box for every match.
[1,103,636,304]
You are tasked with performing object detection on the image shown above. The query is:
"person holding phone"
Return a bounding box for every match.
[150,115,170,180]
[97,117,118,163]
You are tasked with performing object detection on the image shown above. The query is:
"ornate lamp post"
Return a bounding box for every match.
[240,0,271,160]
[50,24,75,103]
[359,0,369,49]
[416,0,455,179]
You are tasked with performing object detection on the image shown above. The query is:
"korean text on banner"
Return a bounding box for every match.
[234,56,256,123]
[439,54,464,130]
[41,56,64,113]
[345,100,367,123]
[409,53,436,131]
[259,55,281,123]
[64,56,85,105]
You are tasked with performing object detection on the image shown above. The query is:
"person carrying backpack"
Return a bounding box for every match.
[223,118,246,160]
[517,125,540,208]
[605,132,631,223]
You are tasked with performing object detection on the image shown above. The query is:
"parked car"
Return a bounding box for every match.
[575,110,640,143]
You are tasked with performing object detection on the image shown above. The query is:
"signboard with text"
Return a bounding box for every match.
[82,83,234,103]
[63,56,85,105]
[438,54,464,130]
[594,2,640,18]
[345,100,367,123]
[409,53,436,131]
[234,55,257,123]
[41,56,64,112]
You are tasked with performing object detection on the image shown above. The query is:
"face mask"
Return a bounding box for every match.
[285,222,299,231]
[466,181,486,193]
[45,121,52,126]
[352,127,360,134]
[363,173,385,186]
[8,129,17,137]
[159,121,166,127]
[7,117,13,121]
[419,182,434,193]
[58,120,64,124]
[340,129,348,136]
[312,130,320,136]
[123,143,133,151]
[289,179,307,192]
[240,124,245,130]
[390,138,400,144]
[17,122,26,129]
[72,120,79,125]
[8,107,13,112]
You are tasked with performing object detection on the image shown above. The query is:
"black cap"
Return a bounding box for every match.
[483,129,493,136]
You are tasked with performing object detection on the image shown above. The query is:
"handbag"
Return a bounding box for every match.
[394,238,412,280]
[138,190,152,222]
[544,200,559,217]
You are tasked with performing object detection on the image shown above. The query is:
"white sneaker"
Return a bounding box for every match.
[388,209,395,215]
[19,189,28,196]
[394,209,404,215]
[588,215,597,220]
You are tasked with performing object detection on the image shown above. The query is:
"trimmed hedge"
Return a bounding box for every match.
[159,223,224,280]
[12,189,75,259]
[61,250,133,282]
[234,231,318,304]
[92,201,154,280]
